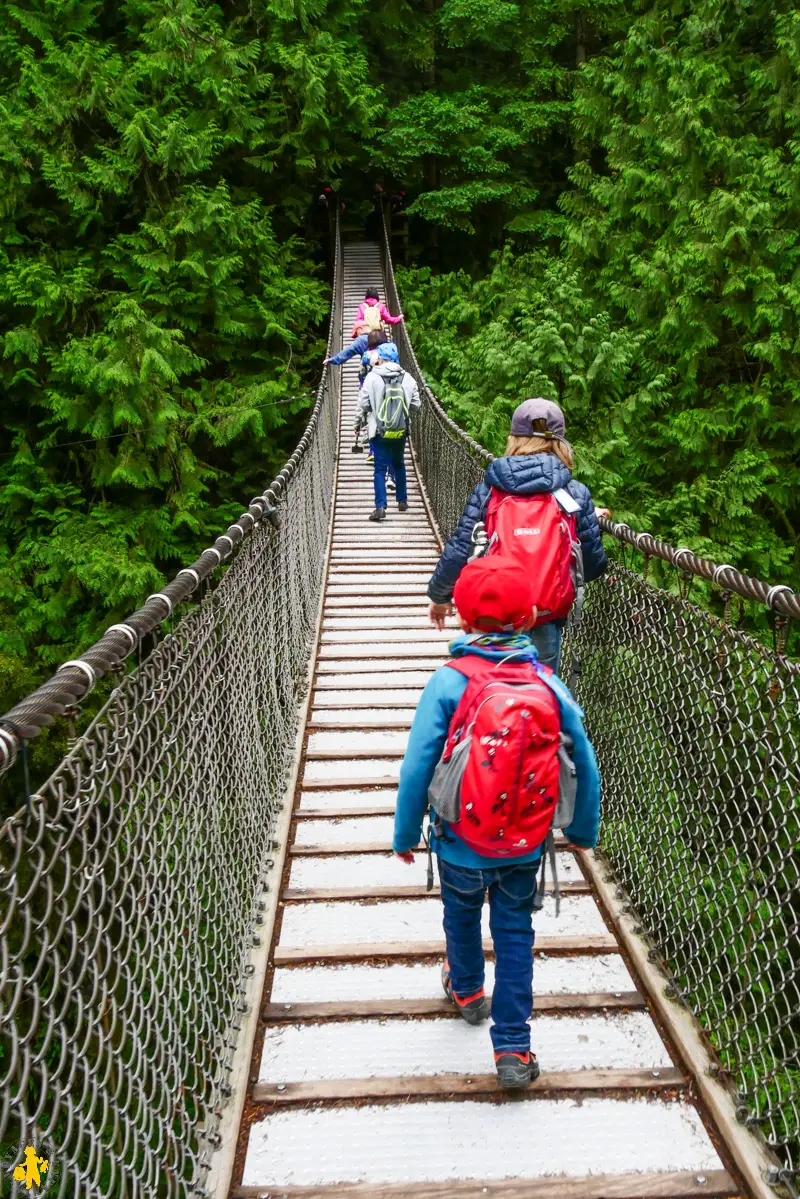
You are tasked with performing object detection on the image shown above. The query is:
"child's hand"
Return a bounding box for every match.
[394,850,416,864]
[594,507,611,519]
[563,843,587,852]
[429,602,453,630]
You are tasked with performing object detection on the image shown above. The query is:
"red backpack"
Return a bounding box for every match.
[427,655,576,860]
[482,489,579,625]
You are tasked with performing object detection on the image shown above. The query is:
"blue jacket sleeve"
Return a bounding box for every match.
[543,672,601,849]
[393,667,467,852]
[329,336,366,366]
[427,480,491,604]
[569,481,607,583]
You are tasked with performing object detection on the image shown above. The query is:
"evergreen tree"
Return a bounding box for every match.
[0,0,375,713]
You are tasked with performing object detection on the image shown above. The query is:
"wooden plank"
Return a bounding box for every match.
[316,661,441,673]
[324,597,432,608]
[582,850,783,1199]
[319,642,443,651]
[294,806,396,819]
[312,685,423,696]
[288,841,416,856]
[308,720,412,731]
[251,1066,686,1105]
[326,563,434,568]
[316,649,447,662]
[304,749,406,761]
[320,610,434,620]
[282,880,591,901]
[299,774,400,787]
[235,1170,738,1199]
[309,700,424,705]
[289,838,570,854]
[273,934,620,965]
[262,991,645,1021]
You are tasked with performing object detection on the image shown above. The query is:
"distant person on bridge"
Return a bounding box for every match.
[393,556,600,1089]
[351,288,404,339]
[426,399,607,673]
[356,342,420,522]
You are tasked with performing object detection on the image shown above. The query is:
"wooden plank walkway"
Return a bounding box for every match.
[232,242,739,1197]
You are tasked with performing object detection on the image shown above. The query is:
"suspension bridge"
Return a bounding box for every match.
[1,213,798,1199]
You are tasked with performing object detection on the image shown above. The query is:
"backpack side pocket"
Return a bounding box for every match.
[428,736,470,825]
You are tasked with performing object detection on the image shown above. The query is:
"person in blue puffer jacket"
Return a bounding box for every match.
[427,398,607,673]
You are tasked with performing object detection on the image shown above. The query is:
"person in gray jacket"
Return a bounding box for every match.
[356,343,421,522]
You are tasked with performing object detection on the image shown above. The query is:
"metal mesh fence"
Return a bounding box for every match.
[0,230,342,1196]
[382,216,800,1189]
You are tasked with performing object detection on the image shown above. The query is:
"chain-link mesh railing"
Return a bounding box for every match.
[382,214,800,1189]
[0,223,342,1196]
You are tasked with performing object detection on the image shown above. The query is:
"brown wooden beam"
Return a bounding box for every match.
[282,880,590,901]
[304,749,406,760]
[308,720,412,731]
[315,661,441,672]
[299,774,400,787]
[288,841,418,856]
[235,1169,738,1199]
[294,807,396,819]
[251,1066,685,1105]
[289,838,570,855]
[262,991,645,1021]
[273,934,619,965]
[309,700,421,708]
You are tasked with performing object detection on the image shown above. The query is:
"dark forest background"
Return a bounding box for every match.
[2,0,799,753]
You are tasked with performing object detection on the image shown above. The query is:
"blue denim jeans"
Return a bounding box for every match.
[438,857,538,1054]
[529,621,563,673]
[370,437,407,508]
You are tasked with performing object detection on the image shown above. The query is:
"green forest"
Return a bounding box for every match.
[2,0,799,726]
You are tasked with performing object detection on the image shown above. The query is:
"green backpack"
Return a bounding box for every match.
[375,374,410,439]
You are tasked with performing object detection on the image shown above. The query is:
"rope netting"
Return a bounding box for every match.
[381,217,800,1189]
[0,227,342,1195]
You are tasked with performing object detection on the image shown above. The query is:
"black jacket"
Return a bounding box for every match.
[427,453,607,605]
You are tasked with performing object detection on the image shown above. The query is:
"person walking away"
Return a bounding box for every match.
[351,288,404,339]
[356,342,420,521]
[426,398,606,673]
[393,556,600,1088]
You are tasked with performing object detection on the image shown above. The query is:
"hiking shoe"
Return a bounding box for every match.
[398,501,408,513]
[441,961,489,1026]
[365,452,374,463]
[387,477,396,492]
[369,507,386,522]
[495,1051,540,1089]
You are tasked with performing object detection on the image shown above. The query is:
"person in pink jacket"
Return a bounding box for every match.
[351,288,404,339]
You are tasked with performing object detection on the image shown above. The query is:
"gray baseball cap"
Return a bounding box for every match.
[510,397,565,439]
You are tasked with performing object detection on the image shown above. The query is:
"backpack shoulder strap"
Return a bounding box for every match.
[445,655,493,680]
[446,653,538,680]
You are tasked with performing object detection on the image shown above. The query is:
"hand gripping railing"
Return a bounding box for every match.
[381,213,800,1190]
[0,217,342,1196]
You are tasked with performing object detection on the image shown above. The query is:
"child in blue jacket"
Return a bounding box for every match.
[394,556,600,1089]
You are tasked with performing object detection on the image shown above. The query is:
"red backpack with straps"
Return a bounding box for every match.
[483,490,578,624]
[427,654,574,858]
